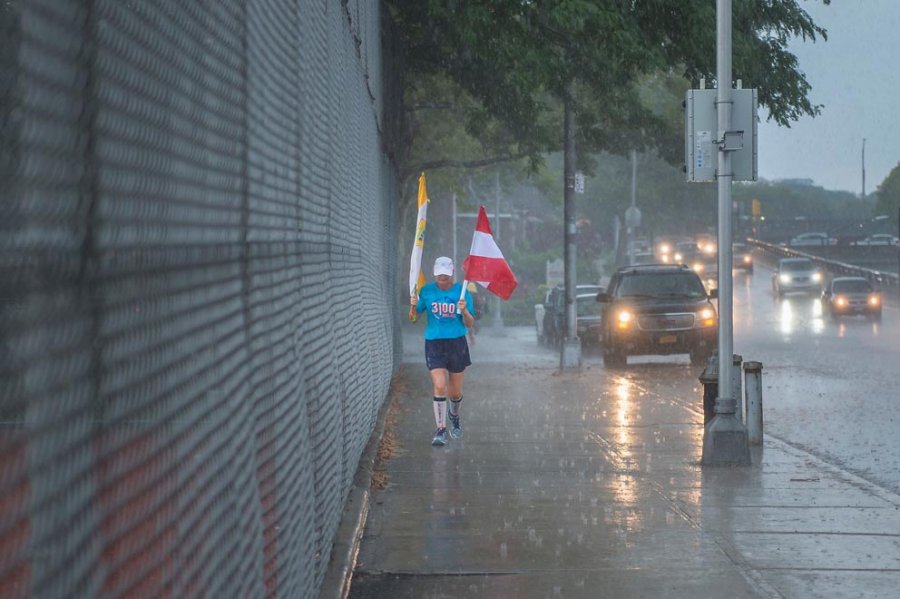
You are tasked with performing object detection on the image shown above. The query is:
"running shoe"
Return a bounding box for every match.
[448,411,462,439]
[431,427,448,446]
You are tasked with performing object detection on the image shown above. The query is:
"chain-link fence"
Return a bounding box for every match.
[0,1,400,597]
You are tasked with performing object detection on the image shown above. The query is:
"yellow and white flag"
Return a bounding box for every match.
[408,172,429,300]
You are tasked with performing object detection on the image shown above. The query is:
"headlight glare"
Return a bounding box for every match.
[698,307,716,327]
[615,310,633,329]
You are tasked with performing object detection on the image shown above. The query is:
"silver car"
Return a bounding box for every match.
[772,257,823,296]
[822,277,882,321]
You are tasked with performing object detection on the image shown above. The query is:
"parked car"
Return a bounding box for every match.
[541,284,603,347]
[821,277,882,321]
[771,257,823,296]
[596,264,717,368]
[732,243,754,273]
[850,234,900,247]
[789,232,835,247]
[575,293,603,346]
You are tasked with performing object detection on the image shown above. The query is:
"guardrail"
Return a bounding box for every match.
[747,239,900,302]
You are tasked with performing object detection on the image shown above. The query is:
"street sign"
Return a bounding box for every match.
[624,205,641,228]
[574,171,584,194]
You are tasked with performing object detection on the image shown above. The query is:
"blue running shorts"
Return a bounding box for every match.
[424,336,472,373]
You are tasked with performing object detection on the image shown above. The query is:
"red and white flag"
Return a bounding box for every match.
[462,205,518,300]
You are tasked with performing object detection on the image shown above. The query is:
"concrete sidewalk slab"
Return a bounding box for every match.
[327,326,900,599]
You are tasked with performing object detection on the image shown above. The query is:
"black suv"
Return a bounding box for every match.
[597,264,717,367]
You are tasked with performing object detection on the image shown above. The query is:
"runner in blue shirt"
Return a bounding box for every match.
[409,257,476,446]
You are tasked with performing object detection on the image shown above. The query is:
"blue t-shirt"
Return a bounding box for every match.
[416,282,475,340]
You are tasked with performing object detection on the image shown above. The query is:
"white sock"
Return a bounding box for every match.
[433,397,447,429]
[450,396,462,417]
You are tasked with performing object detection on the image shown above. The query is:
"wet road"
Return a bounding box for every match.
[406,257,900,496]
[730,258,900,496]
[577,256,900,496]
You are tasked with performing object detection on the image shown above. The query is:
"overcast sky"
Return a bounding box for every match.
[756,0,900,194]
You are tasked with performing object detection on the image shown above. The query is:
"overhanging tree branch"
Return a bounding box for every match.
[401,153,531,185]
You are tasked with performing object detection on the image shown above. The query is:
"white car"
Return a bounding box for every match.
[789,232,835,247]
[851,234,899,247]
[772,257,824,296]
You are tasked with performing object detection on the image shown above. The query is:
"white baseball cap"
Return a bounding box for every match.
[433,256,454,276]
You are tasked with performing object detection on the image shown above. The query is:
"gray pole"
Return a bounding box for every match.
[744,361,763,445]
[452,192,458,267]
[717,0,734,416]
[561,84,581,368]
[628,150,637,265]
[703,0,750,466]
[861,138,866,200]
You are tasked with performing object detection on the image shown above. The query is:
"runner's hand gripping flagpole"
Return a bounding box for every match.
[460,205,518,302]
[408,173,429,321]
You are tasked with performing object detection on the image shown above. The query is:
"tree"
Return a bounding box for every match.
[386,0,830,185]
[874,163,900,218]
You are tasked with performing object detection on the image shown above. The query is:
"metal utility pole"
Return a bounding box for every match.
[702,0,750,466]
[561,84,581,369]
[861,138,866,200]
[626,150,639,265]
[629,151,636,265]
[452,192,458,267]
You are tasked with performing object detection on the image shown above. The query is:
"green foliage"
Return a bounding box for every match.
[874,163,900,218]
[388,0,834,305]
[387,0,830,181]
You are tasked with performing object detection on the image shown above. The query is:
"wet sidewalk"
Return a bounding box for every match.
[326,326,900,599]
